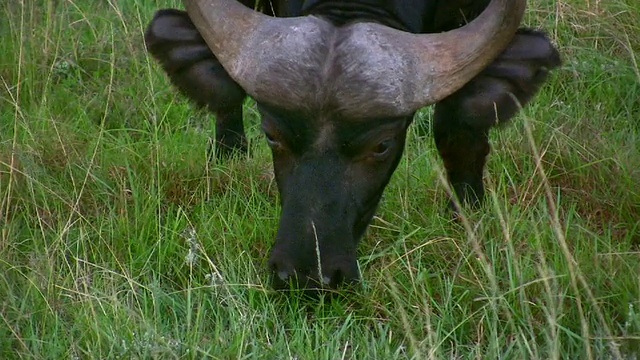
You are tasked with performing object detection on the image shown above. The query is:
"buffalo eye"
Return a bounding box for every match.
[370,139,394,160]
[264,132,280,148]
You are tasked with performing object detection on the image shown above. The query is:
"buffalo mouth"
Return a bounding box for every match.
[268,236,364,291]
[267,190,383,291]
[269,263,360,293]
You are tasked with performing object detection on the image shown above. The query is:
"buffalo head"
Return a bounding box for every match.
[155,0,526,290]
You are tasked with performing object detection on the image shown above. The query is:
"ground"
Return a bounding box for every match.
[1,0,639,358]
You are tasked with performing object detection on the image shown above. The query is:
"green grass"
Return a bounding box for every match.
[1,0,639,358]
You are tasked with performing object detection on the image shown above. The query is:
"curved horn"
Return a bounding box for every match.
[383,0,526,113]
[184,0,525,117]
[183,0,331,107]
[182,0,267,77]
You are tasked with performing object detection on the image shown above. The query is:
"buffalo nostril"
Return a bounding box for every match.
[277,270,290,282]
[269,257,299,289]
[327,269,344,287]
[324,261,359,288]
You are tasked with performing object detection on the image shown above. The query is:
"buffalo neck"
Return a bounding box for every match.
[302,0,435,32]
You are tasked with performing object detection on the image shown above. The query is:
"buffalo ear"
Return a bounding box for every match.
[437,29,561,129]
[144,9,246,112]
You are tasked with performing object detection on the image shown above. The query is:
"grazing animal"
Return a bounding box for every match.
[145,0,561,290]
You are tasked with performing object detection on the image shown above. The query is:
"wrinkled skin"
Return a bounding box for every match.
[144,1,561,290]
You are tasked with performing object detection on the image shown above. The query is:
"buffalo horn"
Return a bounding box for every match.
[184,0,526,117]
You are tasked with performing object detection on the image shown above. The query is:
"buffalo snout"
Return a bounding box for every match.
[268,247,360,290]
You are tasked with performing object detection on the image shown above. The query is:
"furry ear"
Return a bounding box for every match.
[436,29,561,129]
[145,9,246,112]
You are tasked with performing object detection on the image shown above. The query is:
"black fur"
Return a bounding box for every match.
[144,1,561,289]
[145,9,247,157]
[434,29,561,209]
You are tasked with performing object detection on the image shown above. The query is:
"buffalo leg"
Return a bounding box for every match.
[433,106,490,211]
[145,9,248,160]
[432,29,561,212]
[211,106,246,159]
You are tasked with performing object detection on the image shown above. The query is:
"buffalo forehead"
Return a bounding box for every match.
[331,23,420,118]
[243,18,420,118]
[242,17,330,107]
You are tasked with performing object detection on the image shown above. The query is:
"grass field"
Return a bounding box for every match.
[1,0,639,358]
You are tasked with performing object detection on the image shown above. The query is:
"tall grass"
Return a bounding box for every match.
[1,0,639,358]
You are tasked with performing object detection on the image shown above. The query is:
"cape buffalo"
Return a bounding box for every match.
[145,0,561,290]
